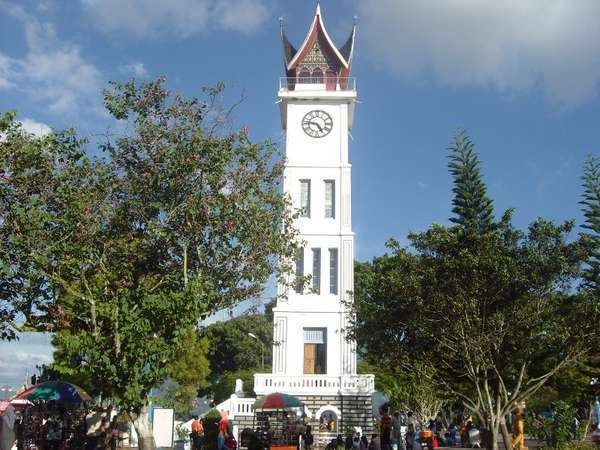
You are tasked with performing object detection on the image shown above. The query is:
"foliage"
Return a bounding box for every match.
[201,314,272,375]
[358,361,447,426]
[1,78,298,449]
[580,155,599,292]
[153,327,211,419]
[526,401,585,448]
[210,367,264,405]
[203,409,222,450]
[0,112,94,340]
[448,130,494,232]
[349,131,598,450]
[199,313,272,400]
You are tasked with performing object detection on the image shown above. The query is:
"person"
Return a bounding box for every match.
[303,425,314,450]
[381,410,393,450]
[110,418,120,450]
[392,412,405,450]
[368,434,381,450]
[353,434,360,450]
[45,412,63,450]
[360,435,369,450]
[345,435,354,450]
[191,416,204,450]
[218,410,229,450]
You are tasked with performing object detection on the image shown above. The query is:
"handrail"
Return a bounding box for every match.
[279,77,356,92]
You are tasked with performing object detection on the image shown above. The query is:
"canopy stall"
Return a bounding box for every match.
[252,393,305,450]
[12,381,91,450]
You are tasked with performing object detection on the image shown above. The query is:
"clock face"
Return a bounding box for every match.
[302,110,333,138]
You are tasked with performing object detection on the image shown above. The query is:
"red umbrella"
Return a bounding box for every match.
[253,392,303,410]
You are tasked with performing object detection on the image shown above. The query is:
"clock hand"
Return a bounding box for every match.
[313,122,323,132]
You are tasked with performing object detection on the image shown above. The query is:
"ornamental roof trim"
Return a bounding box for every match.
[281,3,355,72]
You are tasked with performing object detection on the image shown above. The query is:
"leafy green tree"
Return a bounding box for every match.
[580,155,599,292]
[154,327,211,419]
[199,313,272,401]
[0,112,99,340]
[448,130,494,232]
[201,314,272,375]
[349,132,598,450]
[2,78,298,450]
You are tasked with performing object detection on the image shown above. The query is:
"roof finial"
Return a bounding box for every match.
[315,0,321,16]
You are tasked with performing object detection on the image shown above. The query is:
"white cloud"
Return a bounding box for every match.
[0,2,103,116]
[82,0,271,38]
[120,62,149,78]
[0,332,53,387]
[215,0,269,33]
[356,0,600,107]
[20,118,52,137]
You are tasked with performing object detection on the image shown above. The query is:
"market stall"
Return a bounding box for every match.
[252,393,305,450]
[12,381,91,450]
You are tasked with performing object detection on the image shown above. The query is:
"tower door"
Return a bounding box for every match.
[304,344,317,374]
[303,328,327,375]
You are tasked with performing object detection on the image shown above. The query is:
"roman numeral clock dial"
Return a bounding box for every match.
[302,110,333,138]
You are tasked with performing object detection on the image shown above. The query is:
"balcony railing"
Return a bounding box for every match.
[254,373,374,396]
[279,77,356,92]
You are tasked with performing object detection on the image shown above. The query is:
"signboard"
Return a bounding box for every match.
[152,408,174,448]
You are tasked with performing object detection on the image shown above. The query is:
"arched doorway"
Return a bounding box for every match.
[316,405,342,433]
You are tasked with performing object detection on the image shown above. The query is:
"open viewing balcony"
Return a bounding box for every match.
[279,77,356,93]
[254,373,375,396]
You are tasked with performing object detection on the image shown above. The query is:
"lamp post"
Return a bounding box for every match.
[248,332,265,370]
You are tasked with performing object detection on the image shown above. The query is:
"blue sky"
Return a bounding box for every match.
[1,0,599,387]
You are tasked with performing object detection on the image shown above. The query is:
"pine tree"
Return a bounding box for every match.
[447,130,494,232]
[580,155,600,291]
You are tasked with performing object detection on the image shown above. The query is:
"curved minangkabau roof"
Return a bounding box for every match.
[280,3,356,73]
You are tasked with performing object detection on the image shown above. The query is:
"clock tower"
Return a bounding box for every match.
[254,3,374,438]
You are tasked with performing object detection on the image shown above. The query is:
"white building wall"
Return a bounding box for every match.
[272,92,358,380]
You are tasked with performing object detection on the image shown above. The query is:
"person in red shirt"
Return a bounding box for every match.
[218,410,229,450]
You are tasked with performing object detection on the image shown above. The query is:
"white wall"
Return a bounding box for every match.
[272,92,358,380]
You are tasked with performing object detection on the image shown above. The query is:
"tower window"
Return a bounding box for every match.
[298,68,311,84]
[303,327,327,374]
[324,180,335,218]
[312,248,321,294]
[300,179,311,218]
[312,68,324,84]
[295,248,304,294]
[329,248,338,295]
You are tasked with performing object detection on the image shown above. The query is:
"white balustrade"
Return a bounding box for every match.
[253,374,374,396]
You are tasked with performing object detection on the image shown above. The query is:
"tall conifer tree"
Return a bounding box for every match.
[580,155,600,291]
[448,130,494,232]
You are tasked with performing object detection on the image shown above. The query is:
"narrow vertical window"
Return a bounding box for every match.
[329,248,338,295]
[312,248,321,294]
[324,180,335,218]
[300,179,311,218]
[295,248,304,294]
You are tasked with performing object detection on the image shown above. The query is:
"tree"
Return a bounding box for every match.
[349,132,598,450]
[0,112,97,340]
[448,130,494,232]
[153,327,211,419]
[580,155,599,292]
[2,78,298,450]
[359,361,448,427]
[199,313,272,402]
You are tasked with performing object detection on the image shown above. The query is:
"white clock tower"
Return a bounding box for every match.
[254,3,374,436]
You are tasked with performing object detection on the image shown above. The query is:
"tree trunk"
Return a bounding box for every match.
[130,408,156,450]
[500,417,512,450]
[487,422,500,450]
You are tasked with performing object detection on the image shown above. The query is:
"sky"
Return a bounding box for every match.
[1,0,599,388]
